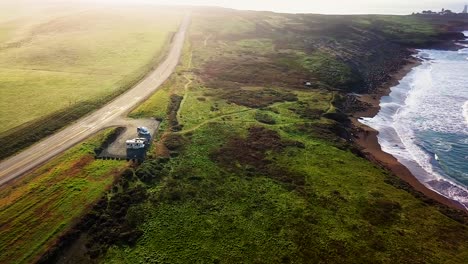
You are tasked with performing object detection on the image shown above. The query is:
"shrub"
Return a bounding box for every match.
[167,94,183,130]
[255,111,276,124]
[163,134,186,151]
[126,204,151,228]
[362,199,402,226]
[221,88,297,108]
[135,160,166,183]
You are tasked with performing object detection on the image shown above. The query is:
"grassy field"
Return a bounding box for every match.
[0,129,128,264]
[1,6,467,264]
[107,77,468,264]
[98,10,468,264]
[105,124,468,263]
[0,3,181,261]
[0,2,181,135]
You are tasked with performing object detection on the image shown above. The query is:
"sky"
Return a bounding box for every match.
[91,0,468,15]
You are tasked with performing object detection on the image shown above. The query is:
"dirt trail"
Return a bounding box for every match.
[176,75,193,121]
[0,14,191,187]
[177,109,256,135]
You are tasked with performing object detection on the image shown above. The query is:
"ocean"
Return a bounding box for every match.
[360,31,468,209]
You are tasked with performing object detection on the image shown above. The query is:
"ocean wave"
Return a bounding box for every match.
[398,60,468,134]
[429,138,453,152]
[393,120,439,179]
[427,180,468,209]
[360,48,468,209]
[463,101,468,126]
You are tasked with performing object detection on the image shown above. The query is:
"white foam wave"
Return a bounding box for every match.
[397,60,468,135]
[463,101,468,126]
[427,180,468,209]
[360,48,468,209]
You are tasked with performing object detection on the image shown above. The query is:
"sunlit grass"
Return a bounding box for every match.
[0,129,128,264]
[103,10,468,263]
[0,6,182,134]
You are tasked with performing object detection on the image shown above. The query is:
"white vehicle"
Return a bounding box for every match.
[137,127,151,136]
[126,138,146,149]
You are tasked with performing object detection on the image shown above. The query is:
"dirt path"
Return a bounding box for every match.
[176,75,193,121]
[0,14,191,186]
[176,109,256,135]
[176,100,307,135]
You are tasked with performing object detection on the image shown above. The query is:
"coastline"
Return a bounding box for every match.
[350,55,467,212]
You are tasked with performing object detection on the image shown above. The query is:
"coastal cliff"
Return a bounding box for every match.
[36,9,468,263]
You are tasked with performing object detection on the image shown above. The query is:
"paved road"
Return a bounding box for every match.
[0,14,191,186]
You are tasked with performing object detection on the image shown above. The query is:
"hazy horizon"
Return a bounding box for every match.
[86,0,468,15]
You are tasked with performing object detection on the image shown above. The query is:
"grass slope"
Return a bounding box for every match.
[101,9,468,264]
[106,124,468,263]
[0,3,181,134]
[0,129,128,264]
[106,71,468,263]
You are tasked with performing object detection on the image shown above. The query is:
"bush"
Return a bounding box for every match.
[167,94,183,130]
[288,102,324,120]
[221,88,297,108]
[163,134,186,151]
[362,199,402,226]
[255,111,276,124]
[122,168,135,181]
[135,160,166,183]
[126,204,151,228]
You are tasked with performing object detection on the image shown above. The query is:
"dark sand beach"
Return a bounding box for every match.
[351,57,467,212]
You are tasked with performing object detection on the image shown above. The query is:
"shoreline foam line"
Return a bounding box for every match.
[360,48,468,210]
[463,101,468,126]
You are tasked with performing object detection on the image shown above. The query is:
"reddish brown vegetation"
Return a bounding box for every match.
[200,58,310,89]
[63,156,94,177]
[211,126,306,189]
[221,88,297,108]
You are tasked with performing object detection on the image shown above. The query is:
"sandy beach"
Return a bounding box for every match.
[350,56,467,212]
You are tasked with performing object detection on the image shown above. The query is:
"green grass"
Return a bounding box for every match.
[178,83,253,130]
[0,5,181,134]
[128,78,173,120]
[273,128,467,263]
[0,68,117,127]
[300,51,358,89]
[234,38,275,54]
[0,129,128,264]
[101,10,468,263]
[105,96,468,263]
[351,15,439,45]
[2,7,466,264]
